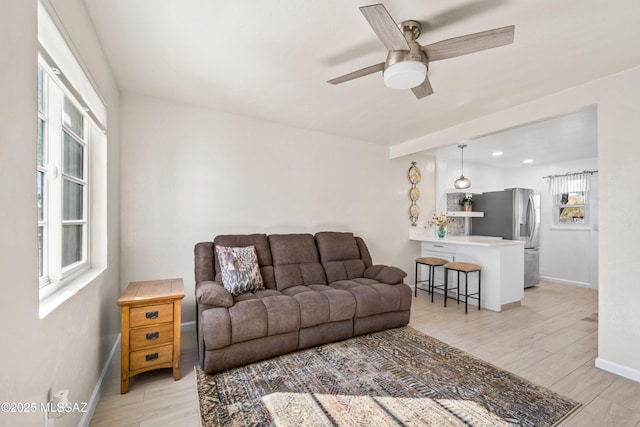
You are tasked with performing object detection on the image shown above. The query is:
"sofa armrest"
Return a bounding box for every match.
[364,265,407,285]
[196,281,233,307]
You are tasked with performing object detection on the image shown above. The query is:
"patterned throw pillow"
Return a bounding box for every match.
[215,245,264,297]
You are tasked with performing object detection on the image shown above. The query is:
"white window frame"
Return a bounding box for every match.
[38,59,92,288]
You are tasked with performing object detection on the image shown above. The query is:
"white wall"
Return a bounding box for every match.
[391,66,640,383]
[504,158,599,288]
[120,93,435,321]
[0,1,121,426]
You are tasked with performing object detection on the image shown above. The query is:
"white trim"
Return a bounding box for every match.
[539,275,591,288]
[181,321,197,332]
[549,226,591,231]
[595,357,640,384]
[78,334,121,427]
[39,267,105,318]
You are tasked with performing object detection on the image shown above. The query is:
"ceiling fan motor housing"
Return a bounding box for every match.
[383,21,429,89]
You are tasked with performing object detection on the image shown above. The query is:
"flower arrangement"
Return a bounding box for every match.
[428,213,451,229]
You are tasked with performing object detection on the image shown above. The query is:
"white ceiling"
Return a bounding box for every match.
[84,0,640,146]
[429,107,598,169]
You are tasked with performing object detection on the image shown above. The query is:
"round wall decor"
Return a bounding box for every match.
[408,161,421,226]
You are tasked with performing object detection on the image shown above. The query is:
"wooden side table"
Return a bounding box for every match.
[117,278,185,394]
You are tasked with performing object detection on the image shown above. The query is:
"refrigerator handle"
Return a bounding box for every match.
[528,194,537,244]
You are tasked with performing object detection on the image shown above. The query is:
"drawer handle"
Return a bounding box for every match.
[146,332,159,340]
[145,352,159,361]
[434,245,444,248]
[145,311,159,319]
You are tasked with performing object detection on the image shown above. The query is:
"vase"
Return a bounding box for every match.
[437,226,446,238]
[463,203,472,212]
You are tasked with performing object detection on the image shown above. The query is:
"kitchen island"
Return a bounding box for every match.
[409,228,524,312]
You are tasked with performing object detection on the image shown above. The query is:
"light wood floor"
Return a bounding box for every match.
[90,281,640,426]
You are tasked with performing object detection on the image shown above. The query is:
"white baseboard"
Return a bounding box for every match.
[79,333,120,427]
[539,276,591,288]
[595,357,640,383]
[79,320,197,426]
[182,320,196,332]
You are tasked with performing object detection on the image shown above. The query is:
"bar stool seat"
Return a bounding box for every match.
[443,262,482,313]
[414,257,448,297]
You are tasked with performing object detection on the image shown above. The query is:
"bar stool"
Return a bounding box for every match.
[443,262,482,314]
[414,257,448,297]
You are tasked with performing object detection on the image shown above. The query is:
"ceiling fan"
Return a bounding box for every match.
[328,3,515,99]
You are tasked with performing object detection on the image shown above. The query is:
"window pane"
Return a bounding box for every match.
[37,171,44,221]
[63,131,84,179]
[63,179,83,220]
[37,118,45,166]
[62,225,83,267]
[561,192,585,205]
[559,207,585,223]
[38,68,44,114]
[63,97,84,137]
[38,226,44,277]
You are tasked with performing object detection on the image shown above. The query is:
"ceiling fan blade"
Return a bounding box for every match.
[327,62,385,85]
[423,25,514,62]
[360,4,410,52]
[411,75,434,99]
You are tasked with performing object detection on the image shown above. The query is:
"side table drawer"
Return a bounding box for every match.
[130,323,174,350]
[130,343,173,371]
[130,303,173,327]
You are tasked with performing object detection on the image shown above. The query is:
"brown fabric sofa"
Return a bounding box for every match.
[194,231,411,374]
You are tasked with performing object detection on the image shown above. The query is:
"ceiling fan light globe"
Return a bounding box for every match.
[454,176,471,189]
[383,61,427,90]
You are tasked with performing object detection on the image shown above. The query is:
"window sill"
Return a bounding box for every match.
[39,266,106,319]
[550,226,592,231]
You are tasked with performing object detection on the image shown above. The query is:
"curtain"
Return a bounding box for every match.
[548,172,592,195]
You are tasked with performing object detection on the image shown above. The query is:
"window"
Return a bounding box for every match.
[556,192,587,224]
[38,62,92,287]
[548,172,595,227]
[37,0,108,316]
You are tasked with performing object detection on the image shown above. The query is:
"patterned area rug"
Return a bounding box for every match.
[196,327,580,426]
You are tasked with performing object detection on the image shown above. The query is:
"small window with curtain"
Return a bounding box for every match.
[547,171,596,227]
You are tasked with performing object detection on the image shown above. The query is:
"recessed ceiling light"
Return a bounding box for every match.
[523,159,534,164]
[492,151,503,156]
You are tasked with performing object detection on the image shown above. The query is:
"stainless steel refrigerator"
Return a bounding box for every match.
[471,188,540,287]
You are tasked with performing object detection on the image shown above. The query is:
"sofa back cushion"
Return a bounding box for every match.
[315,232,367,283]
[213,234,276,289]
[269,234,327,291]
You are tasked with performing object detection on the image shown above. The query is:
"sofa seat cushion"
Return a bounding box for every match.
[330,280,411,318]
[281,285,355,328]
[201,290,300,351]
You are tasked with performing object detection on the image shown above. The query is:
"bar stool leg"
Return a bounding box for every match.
[478,270,481,311]
[444,268,448,307]
[464,271,469,314]
[432,267,436,304]
[414,262,418,297]
[427,265,436,294]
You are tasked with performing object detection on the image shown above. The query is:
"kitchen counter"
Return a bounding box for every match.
[409,228,525,247]
[409,228,524,312]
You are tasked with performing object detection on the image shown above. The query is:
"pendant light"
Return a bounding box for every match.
[454,144,471,189]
